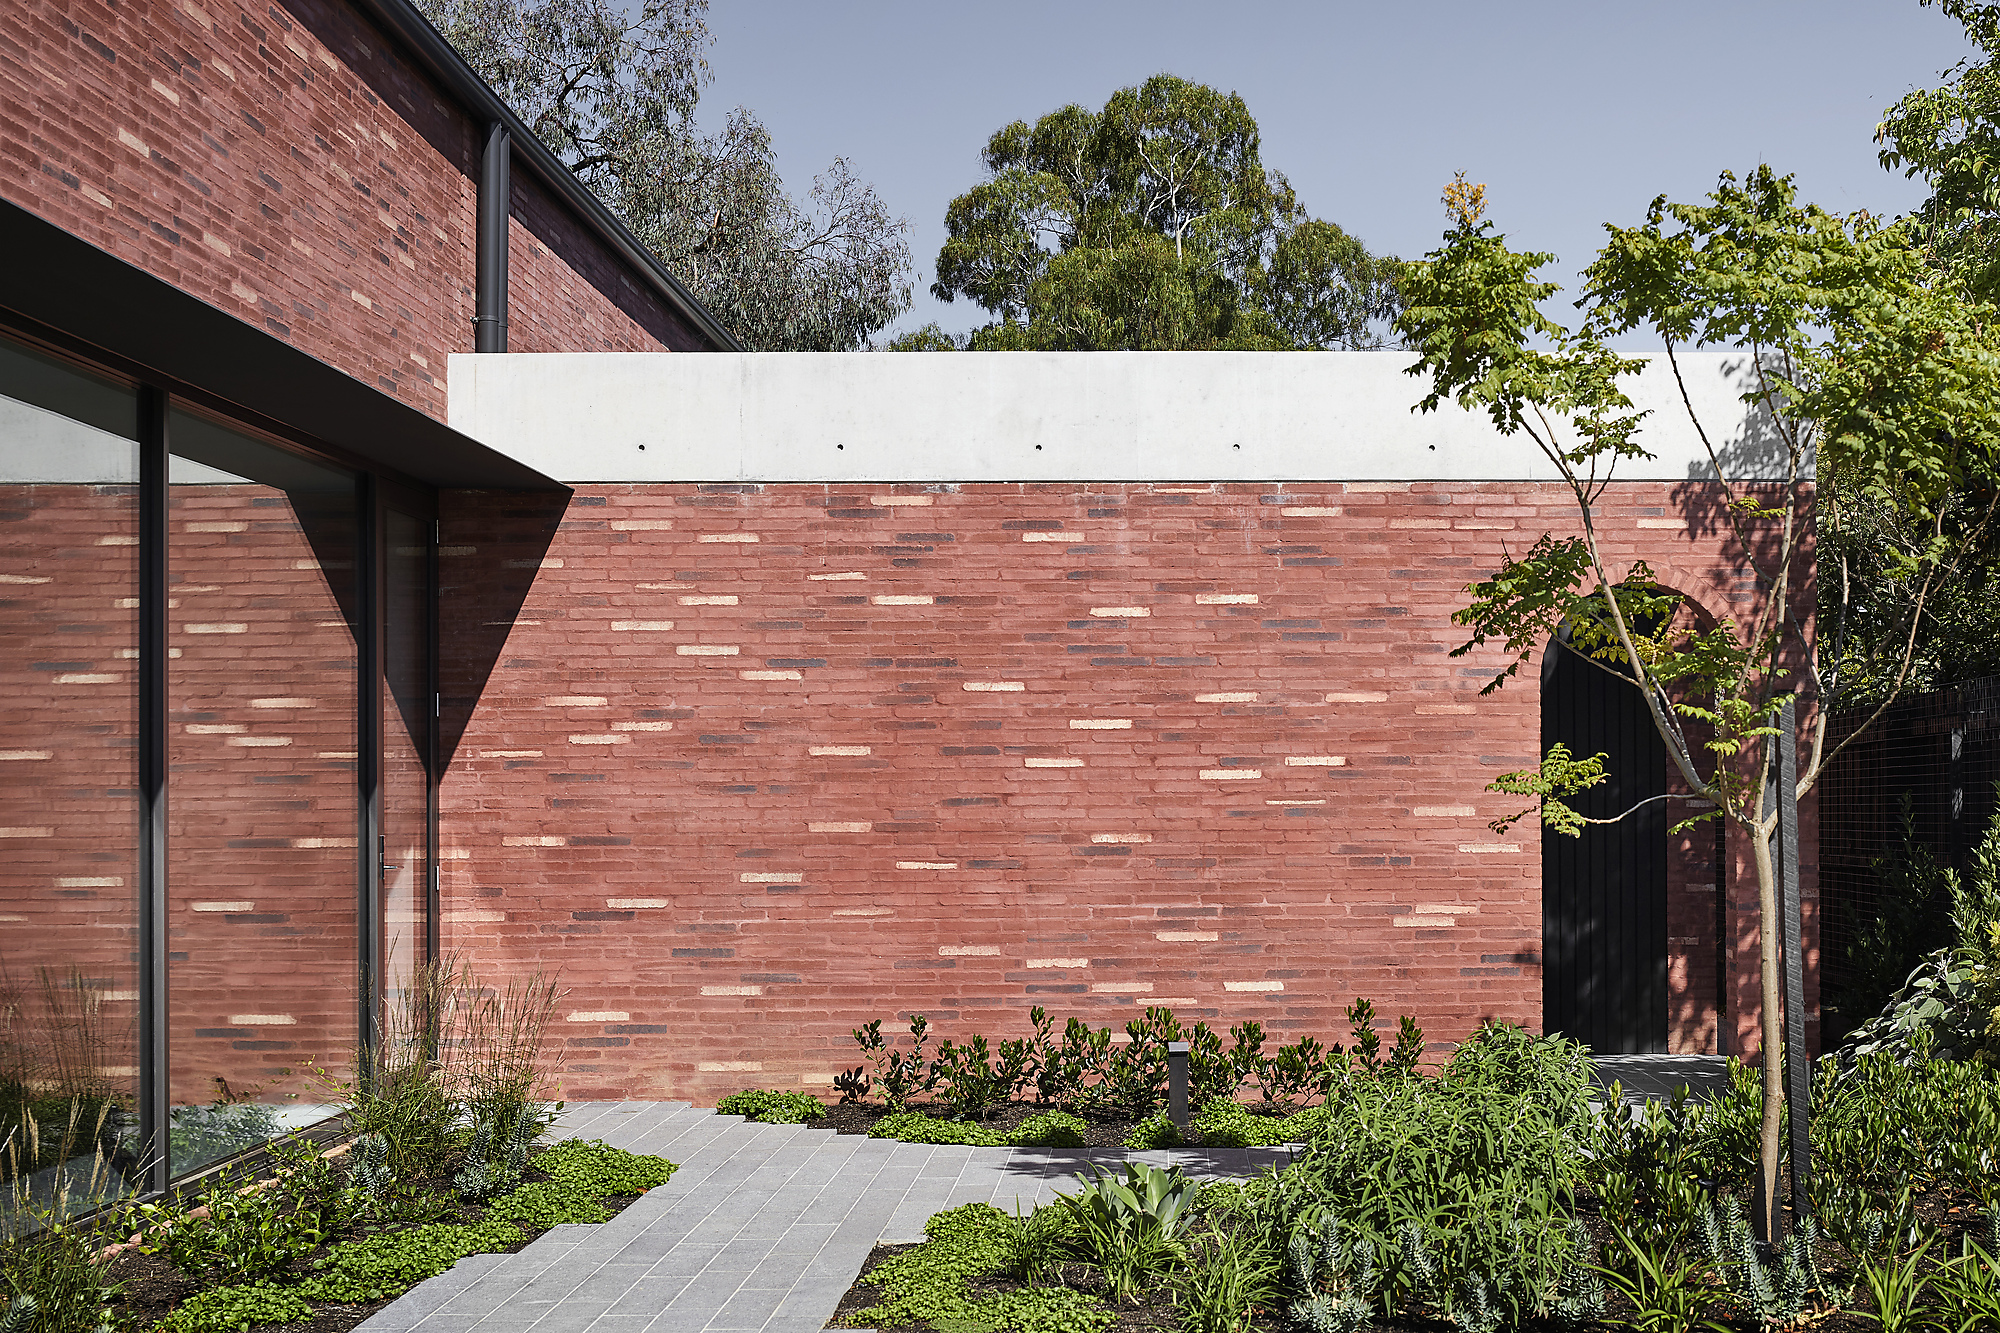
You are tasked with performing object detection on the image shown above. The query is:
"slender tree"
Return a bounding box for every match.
[415,0,913,350]
[1399,168,2000,1238]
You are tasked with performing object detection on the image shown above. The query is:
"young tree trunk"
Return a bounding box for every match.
[1749,821,1786,1241]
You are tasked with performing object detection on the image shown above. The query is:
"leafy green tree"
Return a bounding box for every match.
[930,75,1400,350]
[415,0,913,350]
[1398,167,2000,1239]
[1835,0,2000,700]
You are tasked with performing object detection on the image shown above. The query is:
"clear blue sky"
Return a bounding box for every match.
[695,1,1979,347]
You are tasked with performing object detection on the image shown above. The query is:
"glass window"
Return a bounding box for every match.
[381,507,432,1013]
[167,409,358,1174]
[0,337,141,1201]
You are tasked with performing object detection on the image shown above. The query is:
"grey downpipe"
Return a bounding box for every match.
[475,123,510,353]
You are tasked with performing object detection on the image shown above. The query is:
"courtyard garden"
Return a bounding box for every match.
[792,1006,2000,1333]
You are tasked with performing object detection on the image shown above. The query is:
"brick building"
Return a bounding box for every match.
[1,0,1812,1187]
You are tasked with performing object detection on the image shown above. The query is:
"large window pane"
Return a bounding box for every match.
[168,410,358,1174]
[0,337,140,1200]
[382,507,431,1009]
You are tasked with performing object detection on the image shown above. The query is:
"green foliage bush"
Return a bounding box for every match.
[297,1218,523,1304]
[1289,1032,1588,1325]
[533,1139,677,1196]
[157,1283,312,1333]
[1120,1111,1183,1150]
[1192,1100,1326,1148]
[714,1089,826,1124]
[1009,1111,1087,1148]
[845,1202,1111,1332]
[484,1181,610,1229]
[865,1111,1005,1146]
[123,1168,326,1284]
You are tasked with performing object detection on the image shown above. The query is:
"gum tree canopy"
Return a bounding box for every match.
[920,75,1401,351]
[417,0,914,351]
[1398,170,2000,1239]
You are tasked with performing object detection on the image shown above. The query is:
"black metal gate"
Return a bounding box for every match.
[1542,636,1669,1053]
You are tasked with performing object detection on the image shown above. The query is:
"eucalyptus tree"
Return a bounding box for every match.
[930,75,1400,350]
[415,0,913,350]
[1398,168,2000,1238]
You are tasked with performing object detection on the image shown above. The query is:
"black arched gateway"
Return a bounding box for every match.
[1541,632,1670,1053]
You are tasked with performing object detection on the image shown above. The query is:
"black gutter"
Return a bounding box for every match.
[351,0,745,354]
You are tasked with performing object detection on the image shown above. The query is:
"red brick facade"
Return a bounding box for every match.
[2,0,704,423]
[4,0,1821,1114]
[438,481,1809,1104]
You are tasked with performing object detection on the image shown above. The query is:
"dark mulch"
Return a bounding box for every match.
[101,1168,650,1333]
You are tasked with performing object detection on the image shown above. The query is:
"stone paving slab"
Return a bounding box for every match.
[353,1103,1294,1333]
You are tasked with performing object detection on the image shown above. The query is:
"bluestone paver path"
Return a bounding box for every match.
[353,1101,1293,1333]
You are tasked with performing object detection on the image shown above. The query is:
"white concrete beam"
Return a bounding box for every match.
[446,350,1798,485]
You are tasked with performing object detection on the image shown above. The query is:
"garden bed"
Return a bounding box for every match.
[791,1016,2000,1333]
[95,1147,663,1333]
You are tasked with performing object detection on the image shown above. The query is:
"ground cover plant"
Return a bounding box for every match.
[825,1019,2000,1333]
[0,960,678,1333]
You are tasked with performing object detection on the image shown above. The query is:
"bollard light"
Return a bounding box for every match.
[1167,1040,1190,1135]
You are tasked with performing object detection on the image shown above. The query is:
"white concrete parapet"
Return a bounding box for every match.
[447,350,1793,485]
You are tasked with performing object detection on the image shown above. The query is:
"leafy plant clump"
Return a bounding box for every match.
[1193,1099,1327,1148]
[156,1282,313,1333]
[1120,1111,1184,1150]
[714,1089,826,1124]
[866,1111,1006,1147]
[533,1138,677,1196]
[1009,1110,1087,1148]
[844,1202,1112,1331]
[295,1217,524,1304]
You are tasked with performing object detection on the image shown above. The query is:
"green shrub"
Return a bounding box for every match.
[1121,1111,1183,1149]
[122,1168,325,1284]
[158,1283,312,1333]
[1291,1073,1580,1324]
[484,1180,610,1228]
[1009,1110,1087,1148]
[845,1202,1112,1331]
[714,1089,826,1124]
[1443,1022,1596,1136]
[866,1111,1006,1146]
[533,1139,676,1196]
[1193,1100,1325,1148]
[297,1218,523,1304]
[1057,1162,1197,1303]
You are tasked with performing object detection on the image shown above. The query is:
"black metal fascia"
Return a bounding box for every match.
[350,0,745,354]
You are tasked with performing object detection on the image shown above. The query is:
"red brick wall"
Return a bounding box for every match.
[439,480,1812,1103]
[2,0,706,422]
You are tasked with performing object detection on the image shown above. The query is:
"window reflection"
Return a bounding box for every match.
[0,337,141,1202]
[167,410,358,1174]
